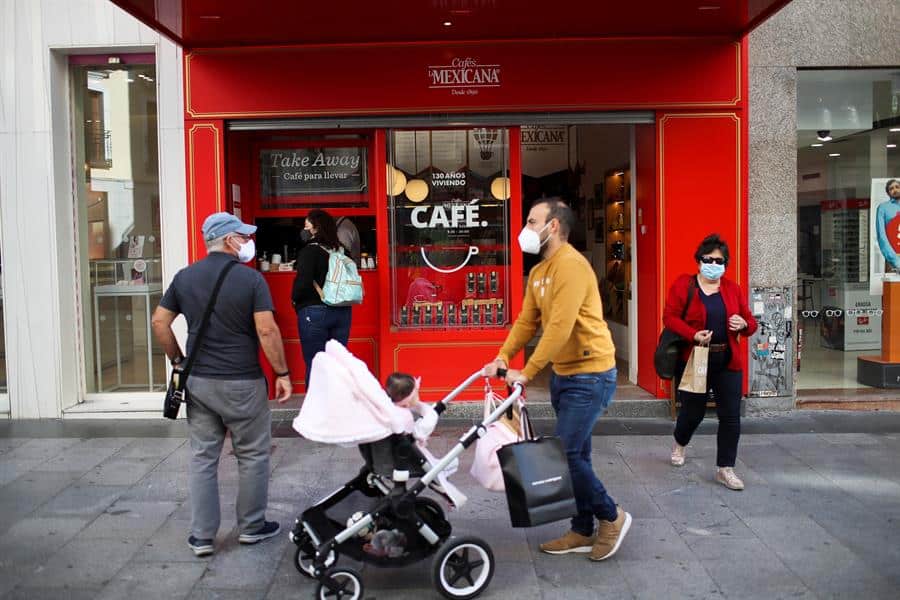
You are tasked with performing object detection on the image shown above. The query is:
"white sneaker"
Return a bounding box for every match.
[671,442,686,467]
[716,467,745,491]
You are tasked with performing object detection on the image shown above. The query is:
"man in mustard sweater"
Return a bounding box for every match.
[485,198,631,562]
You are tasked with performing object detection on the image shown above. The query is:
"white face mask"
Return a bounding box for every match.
[231,237,256,263]
[517,222,551,255]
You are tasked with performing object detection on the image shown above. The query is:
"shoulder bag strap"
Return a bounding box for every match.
[181,260,239,379]
[681,279,697,321]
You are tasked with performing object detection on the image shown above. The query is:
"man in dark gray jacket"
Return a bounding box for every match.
[152,212,292,557]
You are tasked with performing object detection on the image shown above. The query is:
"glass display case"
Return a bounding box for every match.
[388,128,512,329]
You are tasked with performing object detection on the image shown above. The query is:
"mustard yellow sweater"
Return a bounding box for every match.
[498,243,616,379]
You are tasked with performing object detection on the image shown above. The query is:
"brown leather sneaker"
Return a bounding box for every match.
[589,508,632,561]
[538,530,595,555]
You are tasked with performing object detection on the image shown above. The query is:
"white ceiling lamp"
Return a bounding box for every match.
[887,144,897,149]
[386,165,407,196]
[405,179,429,203]
[811,143,823,147]
[817,130,833,142]
[828,153,841,157]
[490,177,511,200]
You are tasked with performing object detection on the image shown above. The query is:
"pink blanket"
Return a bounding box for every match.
[293,341,414,445]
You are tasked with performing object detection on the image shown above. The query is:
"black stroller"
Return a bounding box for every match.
[289,369,523,599]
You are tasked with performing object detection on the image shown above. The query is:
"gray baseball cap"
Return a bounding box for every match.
[201,212,257,242]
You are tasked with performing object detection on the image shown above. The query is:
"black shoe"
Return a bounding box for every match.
[239,520,281,544]
[188,535,214,557]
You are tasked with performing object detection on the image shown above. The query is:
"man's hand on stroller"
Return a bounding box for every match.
[504,369,529,387]
[483,357,507,378]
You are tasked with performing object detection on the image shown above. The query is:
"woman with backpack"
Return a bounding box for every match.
[292,209,353,387]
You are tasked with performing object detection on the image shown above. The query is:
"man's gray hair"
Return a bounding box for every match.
[205,234,228,252]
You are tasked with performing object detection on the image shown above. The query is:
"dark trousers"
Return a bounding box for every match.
[550,369,619,536]
[673,352,742,468]
[297,304,352,387]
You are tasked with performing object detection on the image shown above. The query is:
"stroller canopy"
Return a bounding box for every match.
[293,341,414,445]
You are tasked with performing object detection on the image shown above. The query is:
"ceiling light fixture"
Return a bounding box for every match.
[199,15,221,19]
[698,5,721,10]
[817,130,833,142]
[828,153,840,157]
[443,21,452,26]
[890,127,900,132]
[887,144,898,149]
[811,143,823,147]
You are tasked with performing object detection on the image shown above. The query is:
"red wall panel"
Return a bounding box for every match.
[635,123,660,396]
[185,120,226,261]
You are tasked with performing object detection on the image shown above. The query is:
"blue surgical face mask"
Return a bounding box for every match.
[700,262,725,280]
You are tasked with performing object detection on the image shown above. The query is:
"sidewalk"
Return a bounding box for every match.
[2,414,899,599]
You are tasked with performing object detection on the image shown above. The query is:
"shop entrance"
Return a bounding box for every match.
[520,125,637,389]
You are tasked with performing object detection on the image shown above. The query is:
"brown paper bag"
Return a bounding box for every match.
[678,345,709,394]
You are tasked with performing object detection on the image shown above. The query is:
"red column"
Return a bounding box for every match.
[184,119,227,262]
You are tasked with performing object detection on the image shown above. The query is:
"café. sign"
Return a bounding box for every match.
[259,147,367,197]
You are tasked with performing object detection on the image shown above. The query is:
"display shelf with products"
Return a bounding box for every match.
[602,167,631,325]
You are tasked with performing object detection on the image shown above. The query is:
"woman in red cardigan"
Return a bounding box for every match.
[663,234,758,490]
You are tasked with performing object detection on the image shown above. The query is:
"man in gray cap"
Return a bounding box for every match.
[152,211,292,557]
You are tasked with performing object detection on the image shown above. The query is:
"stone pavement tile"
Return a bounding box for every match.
[115,437,187,459]
[452,520,533,563]
[619,558,721,599]
[5,438,83,462]
[743,515,897,598]
[192,588,266,600]
[607,484,663,518]
[531,550,635,599]
[264,539,351,599]
[2,585,103,600]
[0,470,84,531]
[35,483,127,520]
[78,437,138,451]
[78,500,179,542]
[651,487,756,541]
[80,457,162,487]
[94,561,208,600]
[0,515,91,566]
[120,468,190,502]
[30,444,123,474]
[0,457,46,486]
[613,517,693,562]
[195,534,287,591]
[0,438,29,456]
[19,537,143,589]
[131,518,234,564]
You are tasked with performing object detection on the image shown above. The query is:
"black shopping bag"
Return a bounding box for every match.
[497,412,577,527]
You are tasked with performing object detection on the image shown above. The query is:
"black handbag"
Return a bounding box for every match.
[653,280,696,380]
[163,261,238,419]
[497,407,577,528]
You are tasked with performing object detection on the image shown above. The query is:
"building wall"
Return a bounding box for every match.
[0,0,186,418]
[747,0,900,407]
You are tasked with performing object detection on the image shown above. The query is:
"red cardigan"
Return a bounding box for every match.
[662,274,758,372]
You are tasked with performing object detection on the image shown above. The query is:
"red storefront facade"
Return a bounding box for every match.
[112,1,792,401]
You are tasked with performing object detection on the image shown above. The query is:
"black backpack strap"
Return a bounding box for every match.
[181,260,239,379]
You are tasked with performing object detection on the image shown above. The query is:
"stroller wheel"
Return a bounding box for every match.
[316,567,363,600]
[294,533,336,578]
[432,536,495,600]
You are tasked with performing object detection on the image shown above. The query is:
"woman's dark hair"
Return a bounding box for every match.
[694,233,730,265]
[385,372,415,403]
[886,179,900,195]
[305,209,341,251]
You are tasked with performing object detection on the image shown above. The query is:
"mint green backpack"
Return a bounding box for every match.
[315,246,364,306]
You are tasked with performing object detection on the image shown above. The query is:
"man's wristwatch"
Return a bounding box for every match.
[171,356,184,367]
[275,370,290,378]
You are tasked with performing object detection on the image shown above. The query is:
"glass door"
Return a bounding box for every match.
[70,58,166,396]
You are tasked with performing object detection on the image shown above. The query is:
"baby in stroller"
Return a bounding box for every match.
[289,340,523,599]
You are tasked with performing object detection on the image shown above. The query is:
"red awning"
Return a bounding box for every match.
[110,0,793,49]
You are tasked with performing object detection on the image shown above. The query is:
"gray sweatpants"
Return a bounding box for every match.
[185,375,271,539]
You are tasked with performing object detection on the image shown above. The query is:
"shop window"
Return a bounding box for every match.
[796,68,900,390]
[0,248,6,396]
[388,129,511,328]
[70,61,165,394]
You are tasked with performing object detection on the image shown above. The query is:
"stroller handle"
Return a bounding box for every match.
[433,368,520,415]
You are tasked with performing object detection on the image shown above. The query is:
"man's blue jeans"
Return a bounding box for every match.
[550,368,619,536]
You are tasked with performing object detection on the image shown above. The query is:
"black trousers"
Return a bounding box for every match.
[673,352,742,468]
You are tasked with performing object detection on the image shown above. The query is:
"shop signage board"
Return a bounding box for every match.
[869,177,900,296]
[259,147,367,197]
